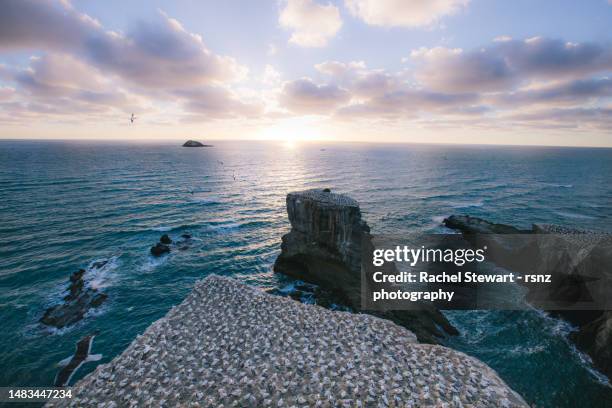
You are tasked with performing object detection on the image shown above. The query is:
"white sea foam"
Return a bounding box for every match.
[448,200,484,209]
[541,182,573,188]
[191,193,221,204]
[152,226,172,232]
[86,256,120,290]
[509,344,546,355]
[139,254,169,272]
[554,211,595,220]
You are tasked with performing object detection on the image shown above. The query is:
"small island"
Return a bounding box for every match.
[182,140,213,147]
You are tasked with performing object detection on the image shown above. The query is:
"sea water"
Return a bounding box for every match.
[0,140,611,407]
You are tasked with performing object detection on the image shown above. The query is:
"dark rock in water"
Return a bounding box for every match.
[443,215,536,272]
[445,215,612,380]
[55,332,102,387]
[90,292,108,307]
[40,266,108,329]
[322,188,331,193]
[182,140,213,147]
[160,234,172,244]
[64,278,84,301]
[69,269,85,283]
[443,215,529,235]
[274,188,457,343]
[150,243,170,256]
[571,311,612,378]
[175,233,194,251]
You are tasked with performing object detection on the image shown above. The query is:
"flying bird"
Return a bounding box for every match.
[130,113,136,124]
[54,332,102,387]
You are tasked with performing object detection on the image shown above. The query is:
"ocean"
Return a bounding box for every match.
[0,140,611,407]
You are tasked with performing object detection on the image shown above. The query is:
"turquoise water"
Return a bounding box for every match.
[1,140,611,406]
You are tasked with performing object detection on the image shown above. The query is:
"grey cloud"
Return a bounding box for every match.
[0,0,94,51]
[8,54,138,116]
[412,38,612,93]
[174,86,263,119]
[0,0,246,89]
[280,78,351,114]
[495,78,612,106]
[0,87,15,101]
[0,0,253,120]
[508,106,612,124]
[337,88,478,118]
[500,37,612,78]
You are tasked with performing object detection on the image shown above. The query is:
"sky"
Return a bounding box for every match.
[0,0,611,146]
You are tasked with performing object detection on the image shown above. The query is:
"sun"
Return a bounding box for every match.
[258,116,326,143]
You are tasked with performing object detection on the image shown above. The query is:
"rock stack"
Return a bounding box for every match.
[274,188,457,343]
[40,264,108,329]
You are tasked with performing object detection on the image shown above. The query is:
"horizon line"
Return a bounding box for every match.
[1,137,611,150]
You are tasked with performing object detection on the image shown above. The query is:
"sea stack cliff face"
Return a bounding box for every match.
[274,190,366,303]
[274,189,457,343]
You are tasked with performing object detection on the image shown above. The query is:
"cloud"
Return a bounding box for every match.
[337,88,478,118]
[0,0,257,121]
[494,78,612,106]
[280,78,351,113]
[173,86,263,118]
[315,60,366,77]
[411,47,514,92]
[0,0,98,51]
[345,0,469,27]
[286,60,479,117]
[262,65,282,85]
[315,60,397,98]
[410,38,612,93]
[0,87,15,101]
[279,0,342,47]
[505,107,612,130]
[10,54,138,113]
[0,0,247,89]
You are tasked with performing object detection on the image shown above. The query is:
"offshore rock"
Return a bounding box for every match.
[444,215,612,379]
[47,275,527,407]
[274,189,457,343]
[40,267,108,329]
[443,215,536,272]
[182,140,212,147]
[150,242,170,256]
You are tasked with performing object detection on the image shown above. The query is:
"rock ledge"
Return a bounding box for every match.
[48,275,527,407]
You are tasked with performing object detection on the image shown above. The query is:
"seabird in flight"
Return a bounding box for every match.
[54,332,102,387]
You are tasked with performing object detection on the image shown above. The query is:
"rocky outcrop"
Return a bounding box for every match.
[182,140,212,147]
[48,275,527,407]
[150,233,194,256]
[40,265,108,329]
[571,311,612,378]
[444,215,612,379]
[150,242,170,256]
[274,189,457,343]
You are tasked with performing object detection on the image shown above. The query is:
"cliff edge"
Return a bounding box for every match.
[48,275,527,407]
